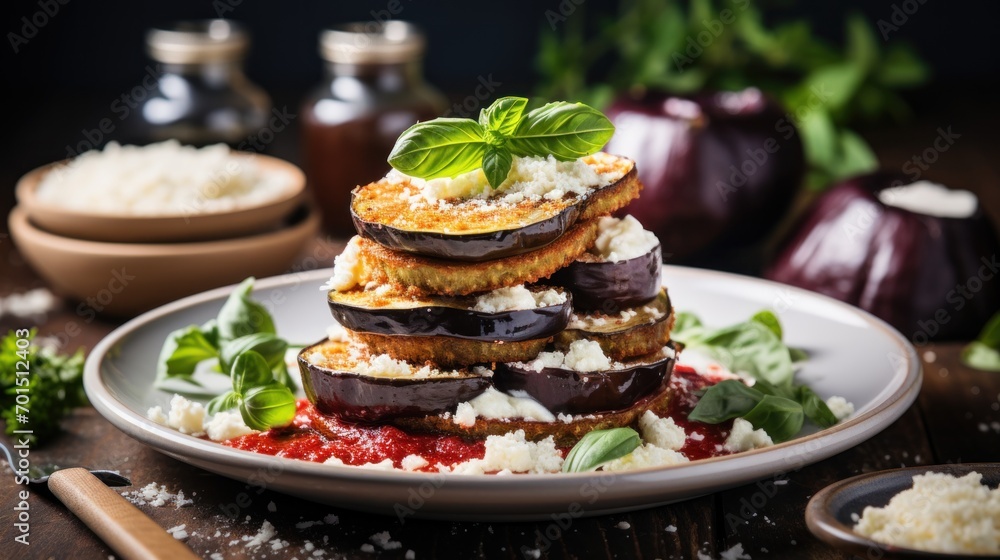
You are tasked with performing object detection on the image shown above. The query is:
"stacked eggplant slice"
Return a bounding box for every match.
[299,152,679,446]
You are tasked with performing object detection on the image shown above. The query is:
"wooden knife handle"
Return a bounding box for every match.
[47,468,199,560]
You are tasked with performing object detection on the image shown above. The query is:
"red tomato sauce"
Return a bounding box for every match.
[223,366,734,471]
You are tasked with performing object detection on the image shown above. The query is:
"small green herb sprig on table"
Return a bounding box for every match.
[156,277,296,431]
[961,311,1000,371]
[0,330,86,445]
[388,96,614,189]
[674,310,837,443]
[536,0,929,190]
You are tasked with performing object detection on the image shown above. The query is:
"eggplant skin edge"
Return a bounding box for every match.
[327,290,572,341]
[351,163,640,262]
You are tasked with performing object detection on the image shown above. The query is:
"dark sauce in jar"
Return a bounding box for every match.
[301,22,446,237]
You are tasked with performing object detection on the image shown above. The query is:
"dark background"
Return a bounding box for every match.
[2,0,999,173]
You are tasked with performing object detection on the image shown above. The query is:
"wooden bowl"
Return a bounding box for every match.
[15,153,306,243]
[8,204,320,317]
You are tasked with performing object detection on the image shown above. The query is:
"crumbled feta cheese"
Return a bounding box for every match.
[359,459,396,471]
[244,521,277,548]
[347,353,480,380]
[401,455,429,471]
[453,387,556,427]
[602,444,689,471]
[323,456,345,466]
[616,521,631,530]
[446,430,563,474]
[360,543,375,553]
[121,482,193,508]
[825,396,855,421]
[592,215,659,262]
[165,394,206,436]
[724,418,773,452]
[408,155,615,204]
[472,285,566,313]
[325,322,350,342]
[405,550,416,560]
[0,288,59,319]
[147,405,168,426]
[370,531,402,550]
[719,543,752,560]
[205,410,254,441]
[324,236,364,292]
[167,524,188,540]
[517,340,615,373]
[453,402,477,427]
[639,411,686,451]
[854,471,1000,554]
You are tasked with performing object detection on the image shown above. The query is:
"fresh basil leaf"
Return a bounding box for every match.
[688,380,763,424]
[482,146,513,189]
[217,278,276,342]
[480,96,528,137]
[742,395,804,443]
[752,379,797,401]
[751,310,783,340]
[692,321,794,387]
[231,351,273,396]
[157,325,218,378]
[672,311,704,339]
[562,427,641,472]
[961,341,1000,372]
[219,333,288,375]
[507,102,615,162]
[207,391,240,415]
[387,119,488,180]
[789,347,809,363]
[960,311,1000,371]
[796,386,838,428]
[200,319,220,348]
[240,383,297,431]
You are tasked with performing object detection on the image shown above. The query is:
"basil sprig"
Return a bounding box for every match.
[961,311,1000,371]
[155,277,298,430]
[679,310,838,443]
[388,96,615,188]
[207,351,296,430]
[562,427,641,472]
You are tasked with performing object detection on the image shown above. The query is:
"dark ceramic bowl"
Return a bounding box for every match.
[806,463,1000,559]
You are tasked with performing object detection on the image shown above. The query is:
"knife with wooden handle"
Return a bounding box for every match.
[47,468,200,560]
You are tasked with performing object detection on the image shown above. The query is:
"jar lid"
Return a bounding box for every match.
[320,21,425,64]
[147,20,249,64]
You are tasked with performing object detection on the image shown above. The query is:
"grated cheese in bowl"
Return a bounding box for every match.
[853,471,1000,554]
[35,140,295,216]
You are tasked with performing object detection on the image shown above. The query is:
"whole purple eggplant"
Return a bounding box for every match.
[766,172,1000,341]
[605,88,805,261]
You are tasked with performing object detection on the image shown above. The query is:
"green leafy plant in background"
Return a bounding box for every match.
[535,0,929,189]
[0,330,87,445]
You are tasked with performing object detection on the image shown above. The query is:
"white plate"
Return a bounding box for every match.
[84,266,921,521]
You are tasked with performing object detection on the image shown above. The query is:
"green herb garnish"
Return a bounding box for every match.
[679,310,838,442]
[207,351,296,430]
[562,427,641,472]
[1,330,87,446]
[387,96,615,188]
[157,277,297,430]
[961,311,1000,371]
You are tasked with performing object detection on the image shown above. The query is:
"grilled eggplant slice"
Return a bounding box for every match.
[346,333,550,368]
[327,285,571,341]
[351,153,640,261]
[392,383,675,447]
[555,289,673,360]
[359,220,600,296]
[493,344,676,415]
[299,339,491,424]
[552,244,662,313]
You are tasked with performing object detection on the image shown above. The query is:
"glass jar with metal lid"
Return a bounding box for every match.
[301,21,446,237]
[137,19,271,148]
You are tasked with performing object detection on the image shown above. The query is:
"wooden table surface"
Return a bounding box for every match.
[2,89,1000,559]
